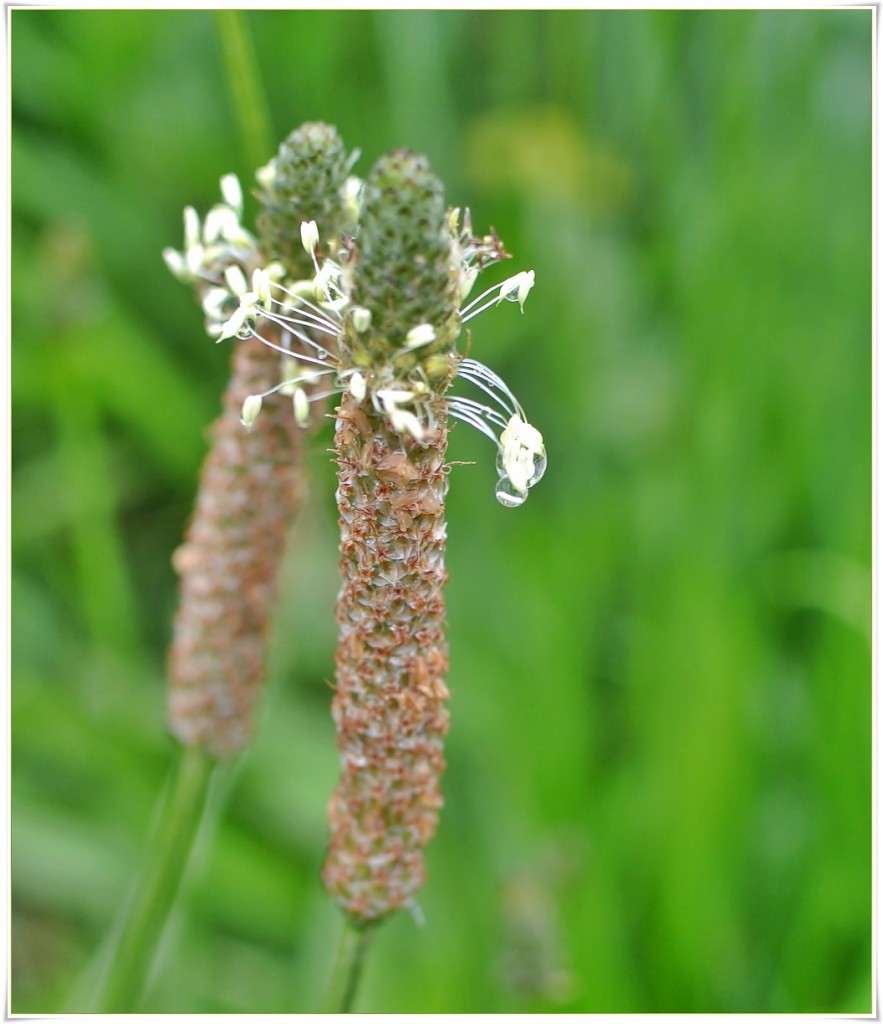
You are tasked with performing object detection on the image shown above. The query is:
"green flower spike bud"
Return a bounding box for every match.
[256,121,354,278]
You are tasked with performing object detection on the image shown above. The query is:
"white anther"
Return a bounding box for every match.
[292,387,310,427]
[256,158,276,192]
[301,220,319,255]
[349,371,367,402]
[378,389,424,441]
[219,293,259,341]
[204,205,241,245]
[377,389,417,407]
[459,265,479,303]
[220,173,243,214]
[184,206,200,250]
[224,264,249,297]
[201,286,230,319]
[252,267,273,307]
[389,408,425,442]
[498,270,535,311]
[342,175,362,218]
[313,260,339,299]
[240,394,262,430]
[499,414,545,494]
[162,247,188,280]
[352,307,372,333]
[405,323,436,349]
[516,270,535,310]
[185,243,205,275]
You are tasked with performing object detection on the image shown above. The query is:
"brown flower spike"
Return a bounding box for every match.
[170,132,544,915]
[167,334,303,756]
[314,153,543,921]
[164,124,355,757]
[322,395,451,918]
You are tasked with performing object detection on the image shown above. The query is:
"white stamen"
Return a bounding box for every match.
[377,389,417,406]
[390,408,424,441]
[301,219,319,256]
[163,247,187,280]
[220,173,243,214]
[265,260,287,282]
[513,270,535,311]
[352,307,372,333]
[218,306,248,342]
[201,286,231,319]
[224,264,248,297]
[349,371,367,402]
[292,387,310,427]
[378,389,424,441]
[342,175,362,218]
[252,267,272,307]
[313,260,340,301]
[447,401,502,446]
[272,278,344,327]
[184,207,200,250]
[219,291,260,341]
[185,243,205,276]
[499,414,546,494]
[405,323,436,349]
[256,158,276,192]
[447,394,508,431]
[460,269,536,323]
[457,358,523,418]
[240,394,262,430]
[204,205,241,245]
[459,265,479,303]
[263,307,339,338]
[251,330,338,370]
[266,366,338,400]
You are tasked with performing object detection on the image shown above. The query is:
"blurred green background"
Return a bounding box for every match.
[11,8,871,1014]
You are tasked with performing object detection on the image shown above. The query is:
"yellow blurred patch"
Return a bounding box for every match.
[465,106,632,213]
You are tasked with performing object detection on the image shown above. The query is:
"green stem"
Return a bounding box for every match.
[96,744,216,1012]
[215,10,273,170]
[322,917,377,1013]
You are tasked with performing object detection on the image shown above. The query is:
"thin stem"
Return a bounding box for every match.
[96,744,216,1012]
[215,10,273,169]
[322,917,377,1013]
